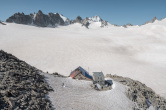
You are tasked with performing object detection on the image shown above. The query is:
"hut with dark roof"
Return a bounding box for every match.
[70,66,93,81]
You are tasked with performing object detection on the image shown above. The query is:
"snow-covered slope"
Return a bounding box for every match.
[89,16,103,22]
[86,15,109,28]
[59,14,71,25]
[0,19,166,98]
[44,74,134,110]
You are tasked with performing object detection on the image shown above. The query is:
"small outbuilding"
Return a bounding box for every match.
[70,66,93,81]
[92,72,105,85]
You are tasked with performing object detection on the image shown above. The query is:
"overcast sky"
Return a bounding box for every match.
[0,0,166,25]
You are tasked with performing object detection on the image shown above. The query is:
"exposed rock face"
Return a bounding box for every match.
[0,50,53,110]
[151,16,157,23]
[0,21,6,25]
[6,12,33,24]
[73,16,83,23]
[6,10,110,28]
[144,16,158,25]
[72,15,108,28]
[82,17,90,28]
[33,11,64,27]
[33,10,48,27]
[59,14,71,25]
[122,23,133,28]
[101,20,108,27]
[106,74,166,110]
[6,10,64,27]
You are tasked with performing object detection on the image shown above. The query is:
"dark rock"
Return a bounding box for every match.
[6,12,33,24]
[101,21,108,27]
[151,16,157,23]
[6,10,64,27]
[33,10,49,27]
[106,74,166,110]
[73,16,83,23]
[48,13,64,25]
[0,50,53,109]
[144,16,158,25]
[82,17,90,28]
[52,72,66,78]
[0,21,6,25]
[122,24,133,28]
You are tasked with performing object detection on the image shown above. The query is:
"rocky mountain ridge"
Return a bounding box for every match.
[6,10,162,28]
[144,16,158,25]
[6,10,109,28]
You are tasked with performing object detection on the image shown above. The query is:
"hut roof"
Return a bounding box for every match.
[70,66,93,80]
[93,72,104,77]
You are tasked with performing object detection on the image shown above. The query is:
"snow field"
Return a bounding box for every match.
[0,19,166,98]
[44,74,134,110]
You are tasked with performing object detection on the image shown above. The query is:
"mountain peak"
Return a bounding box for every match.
[37,10,43,15]
[151,16,157,23]
[89,15,103,22]
[144,16,158,25]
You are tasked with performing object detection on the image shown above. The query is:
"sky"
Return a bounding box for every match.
[0,0,166,25]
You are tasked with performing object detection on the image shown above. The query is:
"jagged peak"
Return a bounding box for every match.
[151,16,157,23]
[143,16,158,25]
[37,10,43,15]
[89,15,103,22]
[75,16,82,20]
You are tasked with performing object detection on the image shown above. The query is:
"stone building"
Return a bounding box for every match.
[92,72,105,85]
[70,66,93,81]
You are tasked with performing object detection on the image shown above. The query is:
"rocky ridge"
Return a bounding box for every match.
[106,74,166,110]
[0,50,53,110]
[5,10,164,28]
[6,10,108,28]
[6,10,64,27]
[144,17,158,25]
[0,21,6,25]
[72,15,108,28]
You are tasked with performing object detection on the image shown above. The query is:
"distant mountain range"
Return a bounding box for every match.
[5,10,108,28]
[5,10,161,28]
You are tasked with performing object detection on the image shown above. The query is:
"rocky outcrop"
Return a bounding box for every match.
[52,72,66,78]
[101,20,108,27]
[122,23,133,28]
[59,14,71,25]
[106,74,166,110]
[33,11,64,27]
[6,10,64,27]
[73,16,83,23]
[0,21,6,25]
[6,10,110,28]
[72,15,108,28]
[144,16,158,25]
[0,50,53,110]
[6,12,33,24]
[82,17,90,28]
